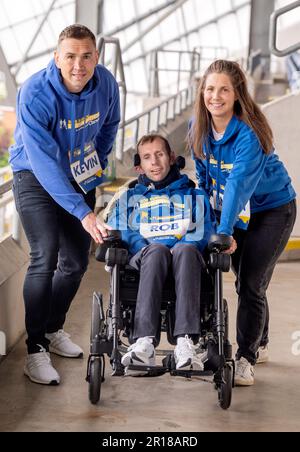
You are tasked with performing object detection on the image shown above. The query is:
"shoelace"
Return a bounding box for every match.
[176,335,196,359]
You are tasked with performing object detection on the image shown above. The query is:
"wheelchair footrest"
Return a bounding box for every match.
[126,364,169,377]
[170,369,214,378]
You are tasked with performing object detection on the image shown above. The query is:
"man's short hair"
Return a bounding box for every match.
[137,133,171,156]
[58,24,96,48]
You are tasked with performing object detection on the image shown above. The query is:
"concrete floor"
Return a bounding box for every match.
[0,258,300,432]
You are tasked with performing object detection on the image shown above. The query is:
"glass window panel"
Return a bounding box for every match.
[236,6,251,49]
[0,29,23,64]
[2,0,40,23]
[219,14,241,51]
[214,0,232,15]
[193,0,216,24]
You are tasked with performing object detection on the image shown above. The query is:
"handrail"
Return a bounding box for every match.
[97,36,127,161]
[0,179,13,240]
[0,179,12,197]
[269,0,300,57]
[117,84,196,159]
[149,49,201,97]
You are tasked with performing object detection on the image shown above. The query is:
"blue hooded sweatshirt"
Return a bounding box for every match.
[9,59,120,220]
[193,115,296,236]
[108,173,216,257]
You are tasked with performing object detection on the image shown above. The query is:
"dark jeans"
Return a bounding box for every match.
[130,243,205,345]
[13,171,95,354]
[232,200,297,365]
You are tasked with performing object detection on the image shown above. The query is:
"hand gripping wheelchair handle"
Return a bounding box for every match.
[208,234,232,253]
[95,230,123,263]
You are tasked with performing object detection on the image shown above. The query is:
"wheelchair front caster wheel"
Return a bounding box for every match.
[89,357,102,404]
[218,364,232,410]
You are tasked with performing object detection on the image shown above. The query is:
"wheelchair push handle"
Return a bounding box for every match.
[95,230,123,262]
[208,234,232,253]
[104,230,122,242]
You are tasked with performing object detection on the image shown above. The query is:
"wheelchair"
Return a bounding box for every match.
[86,228,235,410]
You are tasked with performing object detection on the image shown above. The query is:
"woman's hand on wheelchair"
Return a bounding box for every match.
[81,212,112,244]
[222,236,237,255]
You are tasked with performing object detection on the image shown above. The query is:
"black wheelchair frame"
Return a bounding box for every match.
[86,231,235,410]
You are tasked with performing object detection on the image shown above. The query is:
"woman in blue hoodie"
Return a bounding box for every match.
[189,60,296,386]
[9,25,120,386]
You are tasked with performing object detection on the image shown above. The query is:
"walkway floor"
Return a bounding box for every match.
[0,257,299,432]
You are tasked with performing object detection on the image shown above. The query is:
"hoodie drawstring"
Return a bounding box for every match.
[204,141,211,194]
[70,98,90,166]
[70,100,76,164]
[216,147,223,210]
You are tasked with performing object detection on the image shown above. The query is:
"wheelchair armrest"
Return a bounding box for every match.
[209,253,231,272]
[105,248,128,267]
[95,230,123,262]
[208,234,232,253]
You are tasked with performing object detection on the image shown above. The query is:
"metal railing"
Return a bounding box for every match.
[149,46,229,98]
[149,49,201,97]
[193,46,229,70]
[117,84,196,158]
[0,167,13,240]
[270,0,300,57]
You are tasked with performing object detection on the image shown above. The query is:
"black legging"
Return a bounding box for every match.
[232,200,296,364]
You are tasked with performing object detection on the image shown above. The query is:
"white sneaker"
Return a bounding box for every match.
[174,335,204,371]
[24,346,60,385]
[235,357,254,386]
[121,337,156,371]
[46,330,83,358]
[257,345,269,364]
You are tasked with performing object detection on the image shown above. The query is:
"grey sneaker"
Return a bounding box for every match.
[257,345,269,364]
[46,330,83,358]
[174,335,204,371]
[235,357,254,386]
[121,337,155,374]
[24,345,60,385]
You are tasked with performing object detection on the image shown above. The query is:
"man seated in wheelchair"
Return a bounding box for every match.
[107,133,216,374]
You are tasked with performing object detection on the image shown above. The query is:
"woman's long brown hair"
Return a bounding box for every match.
[190,60,274,159]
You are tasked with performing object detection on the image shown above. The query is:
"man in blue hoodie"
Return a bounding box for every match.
[107,134,216,375]
[9,24,120,385]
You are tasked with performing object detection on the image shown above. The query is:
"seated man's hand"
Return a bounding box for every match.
[222,236,237,255]
[81,212,112,244]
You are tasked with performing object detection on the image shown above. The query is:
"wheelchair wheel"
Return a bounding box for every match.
[218,364,233,410]
[89,356,102,404]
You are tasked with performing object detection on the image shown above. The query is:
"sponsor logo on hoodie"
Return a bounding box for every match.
[60,112,100,130]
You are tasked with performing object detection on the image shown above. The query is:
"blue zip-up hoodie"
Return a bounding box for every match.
[193,115,296,235]
[108,174,216,257]
[9,59,120,220]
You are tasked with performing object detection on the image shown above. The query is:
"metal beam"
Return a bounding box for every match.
[121,0,190,55]
[124,1,250,67]
[9,0,178,71]
[75,0,103,35]
[0,46,17,106]
[14,0,57,77]
[98,0,178,37]
[249,0,275,73]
